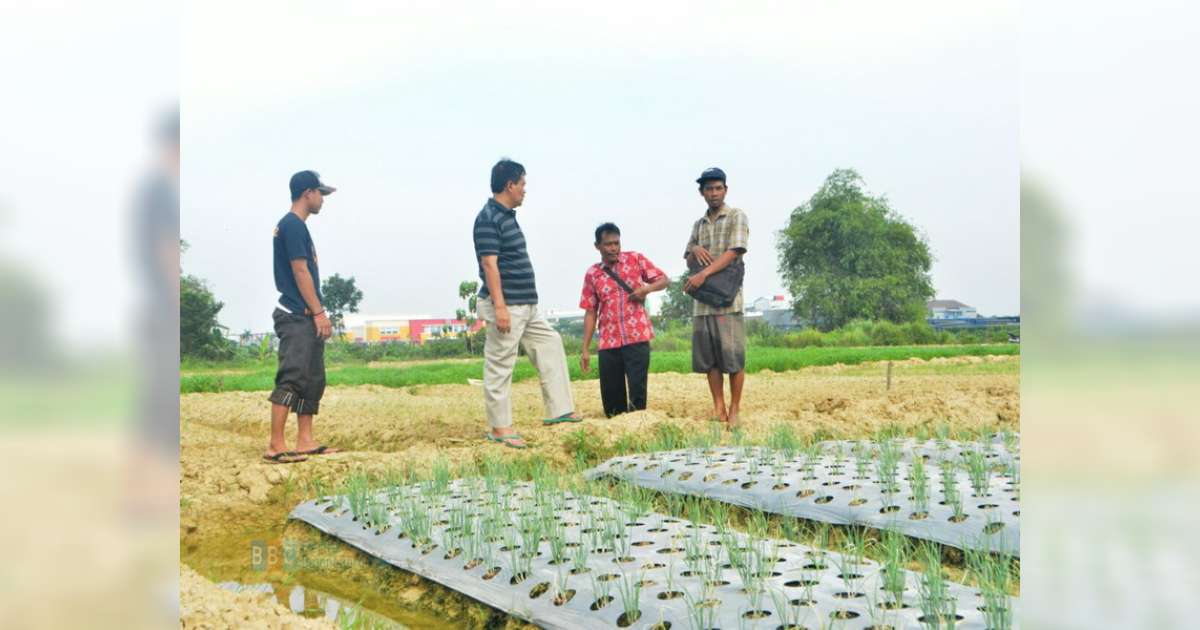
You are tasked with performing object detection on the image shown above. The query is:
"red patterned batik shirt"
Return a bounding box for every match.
[579,251,667,351]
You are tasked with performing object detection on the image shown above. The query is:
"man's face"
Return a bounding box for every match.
[596,232,621,264]
[508,175,527,208]
[305,188,325,213]
[700,180,727,210]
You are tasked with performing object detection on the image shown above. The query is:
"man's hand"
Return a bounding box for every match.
[684,271,708,293]
[630,285,651,303]
[580,348,591,373]
[314,312,333,339]
[690,244,715,266]
[494,305,512,334]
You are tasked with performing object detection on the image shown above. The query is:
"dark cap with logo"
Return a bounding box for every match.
[290,170,337,200]
[695,167,727,184]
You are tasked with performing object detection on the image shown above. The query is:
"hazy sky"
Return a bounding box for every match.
[183,1,1019,334]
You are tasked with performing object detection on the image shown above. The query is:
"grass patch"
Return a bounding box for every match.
[181,344,1018,394]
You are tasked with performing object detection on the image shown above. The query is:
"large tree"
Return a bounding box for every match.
[777,169,934,330]
[320,273,363,335]
[180,274,233,359]
[656,271,693,323]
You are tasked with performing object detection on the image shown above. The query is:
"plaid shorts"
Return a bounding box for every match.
[692,313,746,374]
[267,308,326,415]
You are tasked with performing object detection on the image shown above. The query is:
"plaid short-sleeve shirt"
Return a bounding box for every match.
[684,204,749,316]
[579,251,666,350]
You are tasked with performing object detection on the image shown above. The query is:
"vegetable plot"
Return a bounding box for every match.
[586,438,1019,556]
[289,474,1017,629]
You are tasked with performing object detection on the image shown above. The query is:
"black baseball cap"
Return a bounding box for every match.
[290,170,337,200]
[696,167,727,184]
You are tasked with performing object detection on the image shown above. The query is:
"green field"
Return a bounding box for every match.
[181,343,1018,394]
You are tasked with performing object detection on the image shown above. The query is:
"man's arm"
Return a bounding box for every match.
[684,220,714,265]
[479,255,511,333]
[631,276,670,303]
[290,259,332,338]
[685,210,748,291]
[580,309,597,373]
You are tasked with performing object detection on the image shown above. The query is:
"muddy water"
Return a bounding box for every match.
[181,516,501,629]
[218,581,410,628]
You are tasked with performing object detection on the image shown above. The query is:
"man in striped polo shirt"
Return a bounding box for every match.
[473,158,582,448]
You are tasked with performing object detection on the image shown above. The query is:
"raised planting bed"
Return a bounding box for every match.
[586,439,1020,556]
[289,475,1017,629]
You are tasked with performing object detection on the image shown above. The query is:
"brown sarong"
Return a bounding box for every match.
[691,313,746,374]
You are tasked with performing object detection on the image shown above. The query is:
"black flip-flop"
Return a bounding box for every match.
[263,451,308,464]
[296,445,340,456]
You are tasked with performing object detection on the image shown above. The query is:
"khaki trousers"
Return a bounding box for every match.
[477,299,575,429]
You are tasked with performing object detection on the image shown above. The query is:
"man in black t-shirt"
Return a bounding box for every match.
[264,170,340,463]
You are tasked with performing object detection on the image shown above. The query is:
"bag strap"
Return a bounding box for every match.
[601,265,636,295]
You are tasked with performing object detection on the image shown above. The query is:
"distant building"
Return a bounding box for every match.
[343,314,486,344]
[746,294,801,330]
[926,299,978,320]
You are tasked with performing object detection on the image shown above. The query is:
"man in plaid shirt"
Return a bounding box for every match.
[579,223,670,417]
[684,167,750,427]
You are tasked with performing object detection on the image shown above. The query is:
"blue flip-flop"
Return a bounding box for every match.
[484,432,528,449]
[542,412,583,426]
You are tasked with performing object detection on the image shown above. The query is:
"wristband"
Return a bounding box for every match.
[314,310,326,318]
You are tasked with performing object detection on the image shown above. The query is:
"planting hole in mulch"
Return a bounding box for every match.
[984,522,1006,535]
[641,562,666,570]
[741,481,759,490]
[613,556,637,564]
[830,610,861,620]
[834,591,866,599]
[795,489,815,498]
[949,514,969,523]
[909,511,929,521]
[785,579,820,588]
[743,610,772,620]
[509,572,529,585]
[849,498,868,506]
[814,496,834,504]
[590,595,614,610]
[636,579,657,588]
[878,599,909,610]
[528,582,550,599]
[772,483,790,490]
[657,590,684,600]
[552,589,575,606]
[647,623,671,630]
[917,614,964,624]
[482,566,501,580]
[616,610,642,627]
[879,505,900,514]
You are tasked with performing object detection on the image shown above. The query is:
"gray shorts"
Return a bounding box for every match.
[267,308,326,415]
[692,313,746,374]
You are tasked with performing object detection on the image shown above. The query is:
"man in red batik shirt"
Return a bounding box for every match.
[579,223,670,417]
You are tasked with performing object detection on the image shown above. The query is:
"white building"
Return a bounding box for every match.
[926,299,979,319]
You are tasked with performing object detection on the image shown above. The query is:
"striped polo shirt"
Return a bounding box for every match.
[473,198,538,305]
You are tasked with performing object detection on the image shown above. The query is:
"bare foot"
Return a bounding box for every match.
[726,406,741,429]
